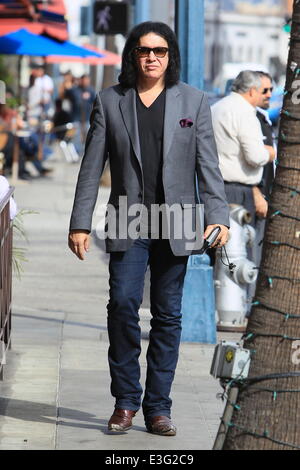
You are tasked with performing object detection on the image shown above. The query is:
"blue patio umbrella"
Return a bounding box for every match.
[0,28,104,58]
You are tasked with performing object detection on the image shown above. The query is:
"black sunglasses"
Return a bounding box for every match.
[262,87,273,94]
[133,46,169,58]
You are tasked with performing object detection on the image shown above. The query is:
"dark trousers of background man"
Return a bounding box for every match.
[107,237,188,419]
[255,110,276,268]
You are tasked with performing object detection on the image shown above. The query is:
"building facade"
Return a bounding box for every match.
[205,0,289,84]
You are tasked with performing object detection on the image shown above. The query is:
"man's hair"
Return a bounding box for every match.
[118,21,181,88]
[231,70,262,94]
[31,64,45,70]
[255,70,273,82]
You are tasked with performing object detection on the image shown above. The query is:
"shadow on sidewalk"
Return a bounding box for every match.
[0,398,146,434]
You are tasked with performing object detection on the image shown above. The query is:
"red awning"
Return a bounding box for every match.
[0,0,68,41]
[45,44,122,66]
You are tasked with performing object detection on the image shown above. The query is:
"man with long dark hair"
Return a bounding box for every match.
[68,22,229,436]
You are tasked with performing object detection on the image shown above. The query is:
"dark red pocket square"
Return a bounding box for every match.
[179,118,193,128]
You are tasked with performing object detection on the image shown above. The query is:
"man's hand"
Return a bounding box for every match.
[265,145,276,162]
[203,224,229,248]
[253,186,268,218]
[68,230,90,260]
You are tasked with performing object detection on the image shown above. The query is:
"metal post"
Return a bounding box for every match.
[213,387,239,450]
[175,0,204,90]
[176,1,212,344]
[134,0,150,25]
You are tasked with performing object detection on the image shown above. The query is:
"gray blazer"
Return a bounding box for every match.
[69,81,229,255]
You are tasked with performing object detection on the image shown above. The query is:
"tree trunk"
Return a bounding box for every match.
[222,2,300,450]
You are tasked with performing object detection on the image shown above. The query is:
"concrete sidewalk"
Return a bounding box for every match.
[0,152,239,450]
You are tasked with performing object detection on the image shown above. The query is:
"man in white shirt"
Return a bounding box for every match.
[211,70,275,222]
[31,65,54,117]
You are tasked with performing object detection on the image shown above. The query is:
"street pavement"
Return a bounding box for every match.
[0,149,239,450]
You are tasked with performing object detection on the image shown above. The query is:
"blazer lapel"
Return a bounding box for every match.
[119,88,142,166]
[163,84,181,160]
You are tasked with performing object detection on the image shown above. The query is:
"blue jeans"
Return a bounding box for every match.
[107,238,188,420]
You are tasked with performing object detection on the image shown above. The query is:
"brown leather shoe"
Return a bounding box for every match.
[108,409,137,432]
[146,416,177,436]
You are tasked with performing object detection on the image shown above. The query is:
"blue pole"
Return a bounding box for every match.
[134,0,150,25]
[176,1,214,343]
[175,0,204,90]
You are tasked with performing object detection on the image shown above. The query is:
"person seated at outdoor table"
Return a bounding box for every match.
[19,132,53,176]
[1,102,52,179]
[0,130,14,175]
[0,102,28,180]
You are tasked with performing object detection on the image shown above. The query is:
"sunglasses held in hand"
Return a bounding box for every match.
[134,46,169,58]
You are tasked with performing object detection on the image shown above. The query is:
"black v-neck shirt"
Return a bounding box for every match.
[136,88,166,212]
